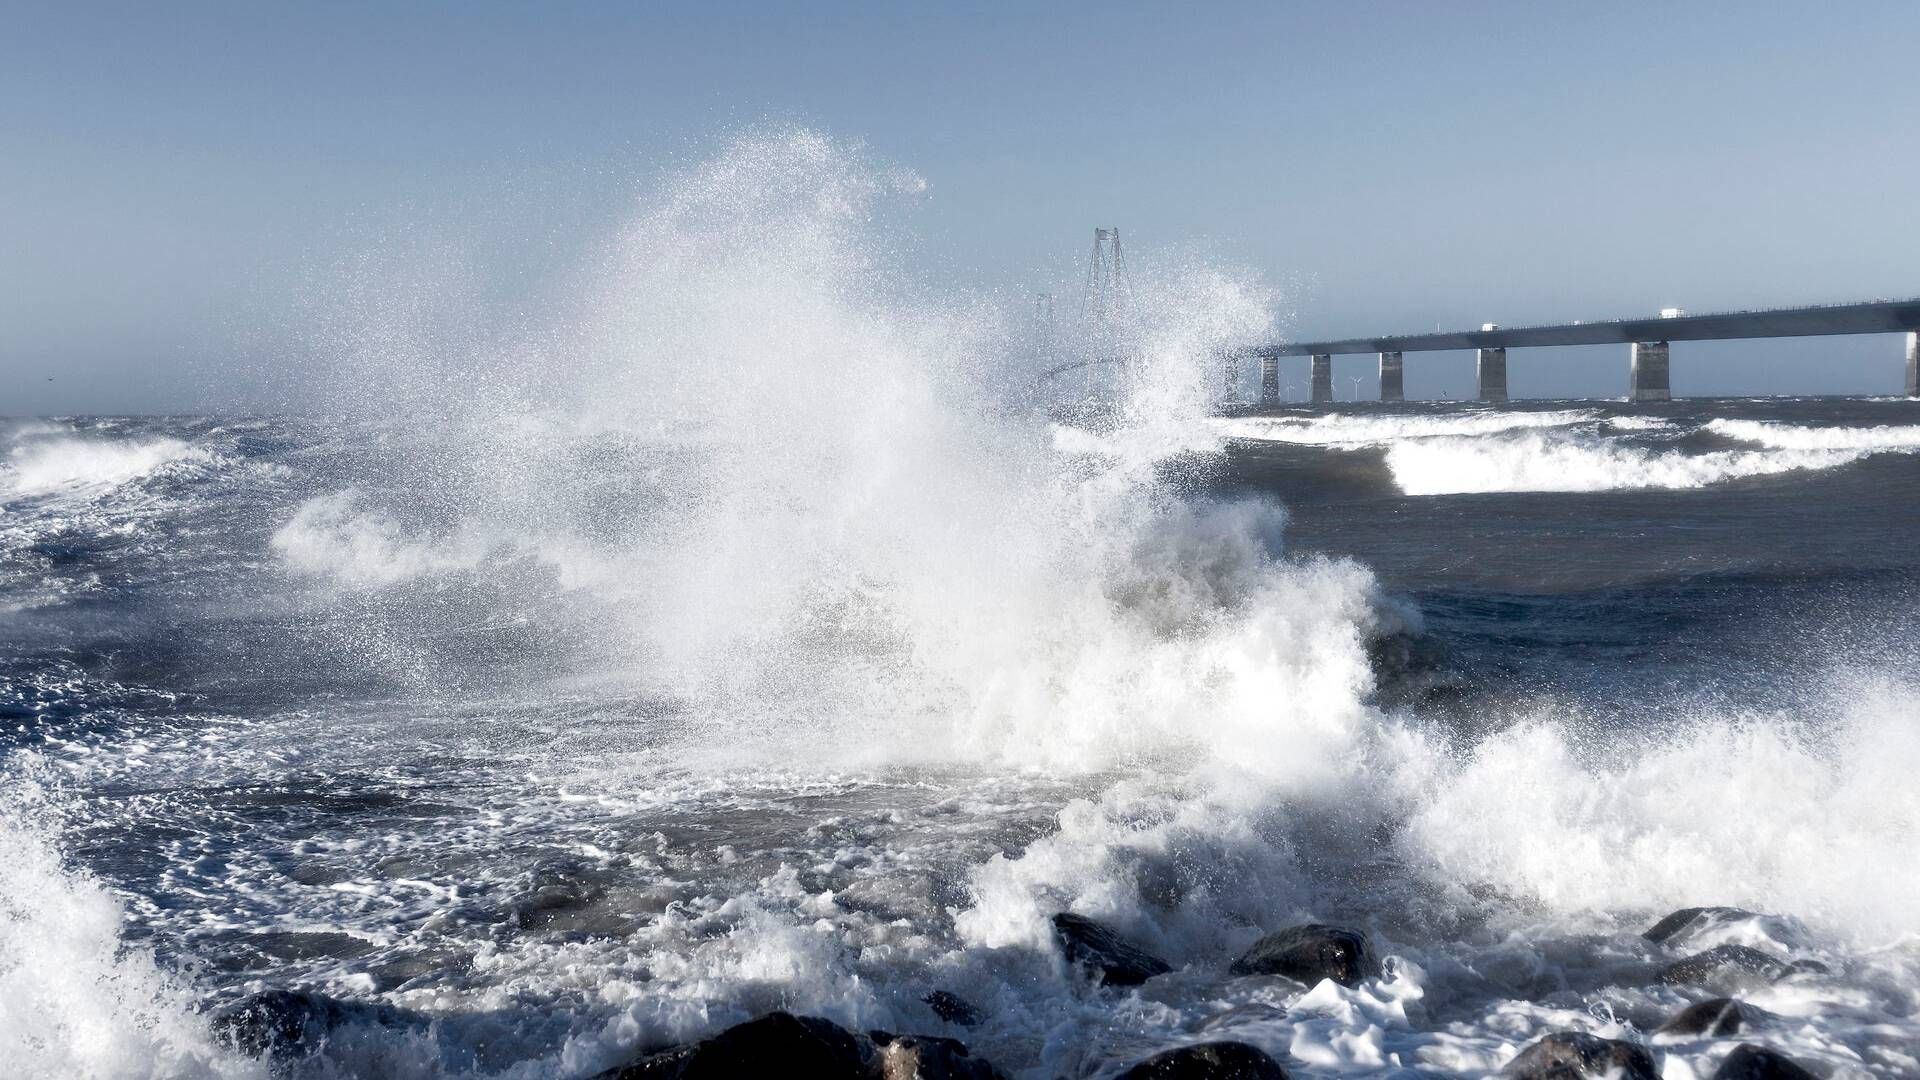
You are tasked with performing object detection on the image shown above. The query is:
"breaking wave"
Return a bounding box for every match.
[0,776,258,1080]
[1219,409,1596,445]
[1709,417,1920,451]
[1402,680,1920,943]
[1386,431,1863,495]
[2,434,211,499]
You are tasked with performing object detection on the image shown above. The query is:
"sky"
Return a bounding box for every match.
[4,1,1918,413]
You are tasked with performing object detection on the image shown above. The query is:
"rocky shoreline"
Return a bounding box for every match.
[201,904,1840,1078]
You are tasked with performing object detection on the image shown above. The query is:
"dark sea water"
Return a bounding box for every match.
[5,397,1918,1078]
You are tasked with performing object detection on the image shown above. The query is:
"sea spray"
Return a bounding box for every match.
[285,127,1391,773]
[0,771,258,1079]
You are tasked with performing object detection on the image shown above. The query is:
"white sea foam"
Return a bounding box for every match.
[1,436,210,498]
[0,776,258,1079]
[1603,415,1675,431]
[1218,409,1597,446]
[1709,417,1920,451]
[1386,431,1865,494]
[1402,681,1920,942]
[272,491,494,587]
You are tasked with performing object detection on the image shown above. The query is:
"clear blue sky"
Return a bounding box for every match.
[5,1,1918,413]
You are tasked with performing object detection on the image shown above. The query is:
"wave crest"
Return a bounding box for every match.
[2,436,210,498]
[1385,431,1863,495]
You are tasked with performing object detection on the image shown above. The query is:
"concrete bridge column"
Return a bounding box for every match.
[1378,351,1404,401]
[1631,341,1671,402]
[1311,353,1333,403]
[1907,332,1918,397]
[1476,347,1508,402]
[1260,354,1280,406]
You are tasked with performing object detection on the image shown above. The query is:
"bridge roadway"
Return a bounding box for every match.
[1241,297,1920,404]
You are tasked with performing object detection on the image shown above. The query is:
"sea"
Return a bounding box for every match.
[4,133,1918,1079]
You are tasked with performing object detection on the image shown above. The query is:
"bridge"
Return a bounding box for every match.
[1241,297,1920,404]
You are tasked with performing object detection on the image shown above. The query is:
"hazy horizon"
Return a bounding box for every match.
[6,1,1918,414]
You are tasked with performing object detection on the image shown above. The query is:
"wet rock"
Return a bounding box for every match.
[1711,1044,1819,1080]
[1644,907,1758,946]
[1228,924,1380,988]
[207,989,411,1058]
[595,1011,876,1078]
[1051,912,1172,986]
[512,857,610,931]
[923,990,983,1027]
[1657,945,1790,988]
[871,1031,1009,1080]
[1657,997,1754,1038]
[1114,1041,1291,1079]
[245,930,376,962]
[1365,622,1460,709]
[838,877,939,924]
[1502,1032,1658,1080]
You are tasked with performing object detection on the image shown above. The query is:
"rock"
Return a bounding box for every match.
[1711,1044,1819,1080]
[1658,945,1790,988]
[871,1031,1008,1080]
[595,1012,877,1079]
[1644,907,1759,946]
[1657,997,1754,1038]
[837,875,947,924]
[207,989,411,1058]
[1051,912,1172,986]
[923,990,983,1027]
[1228,924,1380,988]
[1502,1032,1658,1080]
[512,856,612,931]
[1114,1041,1291,1079]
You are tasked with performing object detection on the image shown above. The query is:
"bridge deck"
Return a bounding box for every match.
[1259,298,1920,357]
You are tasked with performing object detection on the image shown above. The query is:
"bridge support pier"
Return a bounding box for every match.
[1630,341,1671,402]
[1311,353,1333,403]
[1907,332,1918,397]
[1477,347,1508,402]
[1260,354,1280,406]
[1378,352,1404,401]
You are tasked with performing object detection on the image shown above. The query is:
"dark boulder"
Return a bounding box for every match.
[1643,907,1758,947]
[1657,998,1756,1038]
[871,1031,1009,1080]
[207,989,412,1059]
[1228,924,1380,988]
[595,1012,876,1079]
[1711,1044,1819,1080]
[1051,912,1172,986]
[1658,945,1789,988]
[1502,1032,1658,1080]
[1114,1041,1291,1079]
[923,990,983,1027]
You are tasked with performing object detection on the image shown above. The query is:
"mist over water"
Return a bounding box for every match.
[5,130,1920,1078]
[289,128,1325,770]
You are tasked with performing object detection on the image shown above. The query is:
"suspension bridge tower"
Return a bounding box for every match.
[1082,228,1130,326]
[1033,291,1056,363]
[1078,228,1132,394]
